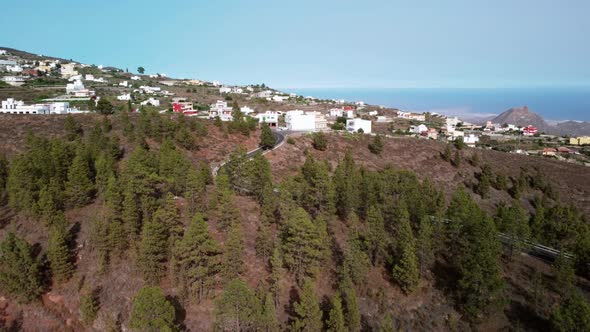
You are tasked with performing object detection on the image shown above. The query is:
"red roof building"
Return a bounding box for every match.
[522,126,538,136]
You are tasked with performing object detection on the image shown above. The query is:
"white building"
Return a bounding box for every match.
[130,76,141,81]
[139,86,161,94]
[1,98,81,114]
[219,87,232,94]
[411,124,428,134]
[272,95,288,102]
[286,110,315,131]
[85,74,95,81]
[66,79,94,97]
[209,100,233,121]
[329,107,354,118]
[241,106,255,115]
[60,63,78,78]
[2,76,26,87]
[346,118,372,133]
[141,98,160,107]
[0,50,7,55]
[446,116,459,127]
[255,111,279,127]
[119,81,129,87]
[6,65,23,73]
[117,93,131,101]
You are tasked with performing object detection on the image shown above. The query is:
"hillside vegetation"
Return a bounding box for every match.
[0,112,589,331]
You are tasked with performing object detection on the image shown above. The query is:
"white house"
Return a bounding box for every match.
[139,86,161,94]
[255,111,279,127]
[141,98,160,107]
[60,63,78,78]
[0,50,7,55]
[66,79,94,97]
[85,74,95,81]
[272,95,288,102]
[446,116,459,127]
[346,118,372,133]
[241,106,255,115]
[6,65,23,73]
[285,110,315,131]
[117,93,131,101]
[208,100,233,121]
[2,76,26,87]
[130,76,141,81]
[368,111,378,116]
[411,124,428,134]
[1,98,81,115]
[219,87,232,94]
[464,134,480,146]
[119,81,129,87]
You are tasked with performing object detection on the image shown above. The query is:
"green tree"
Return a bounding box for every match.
[392,242,420,294]
[0,232,43,303]
[137,66,145,74]
[65,148,95,207]
[221,222,246,282]
[366,205,387,265]
[173,213,222,303]
[137,213,170,284]
[129,286,176,332]
[214,279,262,332]
[342,229,371,286]
[379,313,396,332]
[121,188,141,244]
[184,169,207,215]
[282,208,326,283]
[80,288,100,325]
[340,277,361,332]
[454,136,466,149]
[326,294,345,332]
[495,201,530,258]
[312,132,328,151]
[333,151,360,219]
[96,98,115,115]
[553,253,576,298]
[368,134,384,155]
[255,219,274,261]
[477,164,493,198]
[452,150,462,167]
[64,114,83,141]
[291,279,323,332]
[0,154,7,202]
[551,292,590,332]
[260,292,280,332]
[260,124,276,149]
[47,214,75,283]
[269,248,282,307]
[416,216,435,277]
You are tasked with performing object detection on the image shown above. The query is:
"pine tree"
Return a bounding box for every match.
[129,286,177,331]
[291,279,323,332]
[6,156,36,213]
[300,154,335,216]
[269,248,282,307]
[392,242,420,294]
[65,148,94,207]
[551,291,590,332]
[333,151,360,219]
[379,313,396,332]
[108,218,128,258]
[342,230,371,286]
[442,144,452,161]
[155,193,182,247]
[312,132,327,151]
[248,152,273,203]
[260,124,276,149]
[214,279,262,332]
[172,213,222,303]
[340,277,361,332]
[416,216,435,277]
[0,154,8,202]
[64,114,82,141]
[282,208,326,283]
[121,189,141,244]
[452,150,462,167]
[37,178,64,226]
[495,201,530,258]
[104,175,122,214]
[0,232,43,303]
[553,253,575,298]
[366,205,387,265]
[221,222,245,282]
[184,169,206,215]
[80,288,100,325]
[255,219,274,260]
[368,134,384,155]
[95,153,115,197]
[47,213,75,283]
[477,164,493,198]
[137,213,170,284]
[326,294,345,332]
[260,292,280,332]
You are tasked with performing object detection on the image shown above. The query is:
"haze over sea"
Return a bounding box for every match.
[285,87,590,123]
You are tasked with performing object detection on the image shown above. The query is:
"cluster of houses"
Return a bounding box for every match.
[1,98,84,115]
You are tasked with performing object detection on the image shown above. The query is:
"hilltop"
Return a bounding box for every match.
[490,106,551,131]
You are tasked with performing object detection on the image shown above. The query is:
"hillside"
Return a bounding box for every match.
[553,120,590,137]
[490,106,551,132]
[0,113,589,331]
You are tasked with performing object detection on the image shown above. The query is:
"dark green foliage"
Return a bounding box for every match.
[138,212,170,284]
[221,222,246,282]
[454,136,466,149]
[452,150,462,167]
[37,179,65,226]
[260,124,276,149]
[368,134,384,155]
[494,201,530,258]
[80,288,100,325]
[291,279,323,332]
[326,294,345,332]
[416,216,435,277]
[312,132,328,151]
[0,232,43,303]
[365,205,387,265]
[448,190,505,321]
[214,279,262,331]
[158,139,191,195]
[550,292,590,332]
[0,154,7,202]
[299,153,335,216]
[553,253,575,297]
[442,144,452,161]
[47,214,75,283]
[121,188,141,243]
[173,213,222,303]
[64,114,83,141]
[282,208,326,283]
[269,248,282,307]
[379,313,396,332]
[476,164,493,198]
[260,292,280,332]
[392,242,420,294]
[255,219,274,260]
[494,173,508,191]
[247,152,274,203]
[333,151,360,219]
[97,98,115,115]
[129,286,177,332]
[340,277,361,332]
[184,169,207,215]
[342,229,371,286]
[95,153,116,197]
[65,148,95,207]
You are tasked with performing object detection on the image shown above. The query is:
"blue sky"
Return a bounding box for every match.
[1,0,589,88]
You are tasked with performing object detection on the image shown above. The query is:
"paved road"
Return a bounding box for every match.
[213,130,286,177]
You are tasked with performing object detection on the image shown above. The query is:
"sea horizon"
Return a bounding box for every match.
[283,87,590,123]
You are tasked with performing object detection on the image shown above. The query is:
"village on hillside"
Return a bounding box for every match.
[1,48,589,166]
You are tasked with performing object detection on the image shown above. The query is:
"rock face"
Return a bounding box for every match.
[491,106,551,132]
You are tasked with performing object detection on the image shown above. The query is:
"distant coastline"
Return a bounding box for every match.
[284,87,590,123]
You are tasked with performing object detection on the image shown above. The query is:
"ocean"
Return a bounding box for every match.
[284,87,590,122]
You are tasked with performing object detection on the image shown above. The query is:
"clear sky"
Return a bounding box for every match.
[2,0,589,89]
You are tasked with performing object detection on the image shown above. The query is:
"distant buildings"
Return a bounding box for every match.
[570,136,590,146]
[397,111,426,122]
[141,98,160,107]
[255,111,279,127]
[209,100,233,121]
[2,76,25,87]
[60,63,78,78]
[522,126,538,136]
[1,98,81,114]
[66,79,94,97]
[117,93,131,101]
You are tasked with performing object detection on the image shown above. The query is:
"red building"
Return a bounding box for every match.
[522,126,538,136]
